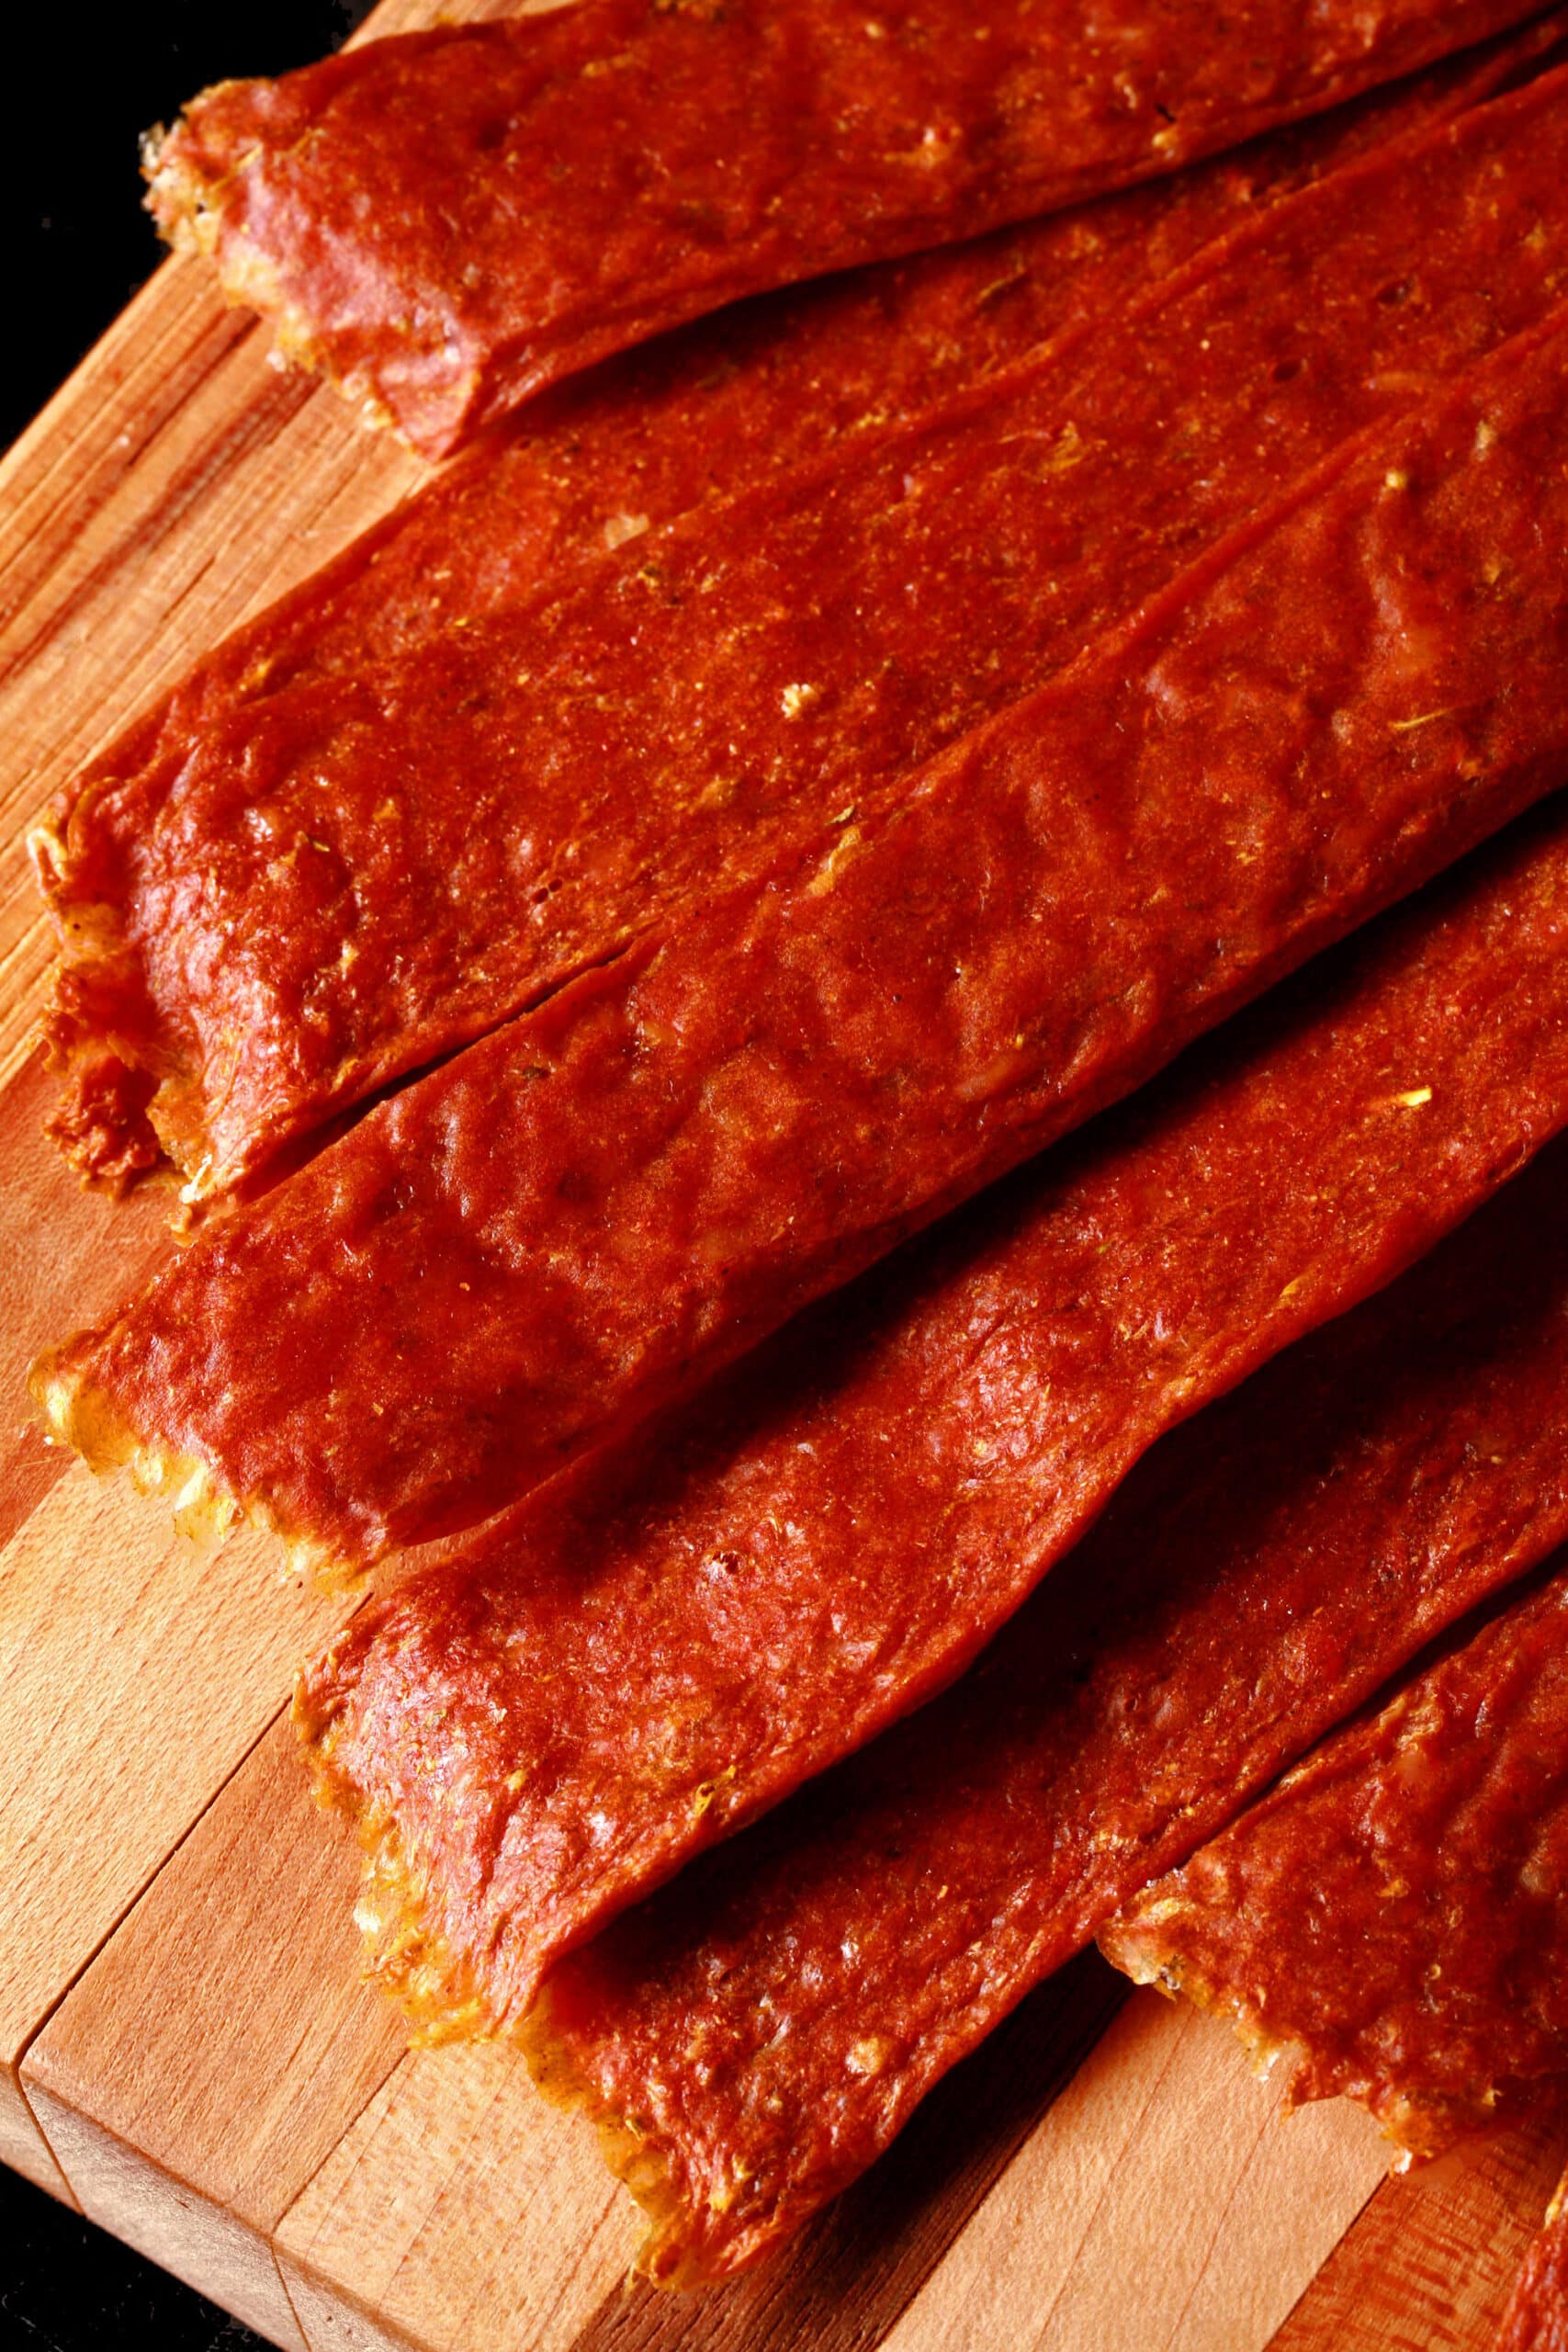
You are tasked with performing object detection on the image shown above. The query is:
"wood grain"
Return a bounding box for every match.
[0,1469,350,2141]
[23,1714,401,2344]
[879,1994,1390,2352]
[278,2045,638,2352]
[1273,2117,1568,2351]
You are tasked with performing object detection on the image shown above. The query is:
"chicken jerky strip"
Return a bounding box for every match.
[104,13,1563,712]
[35,312,1568,1567]
[530,1119,1568,2281]
[299,801,1568,2075]
[1103,1556,1568,2161]
[134,18,1568,696]
[49,66,1568,1197]
[144,0,1547,456]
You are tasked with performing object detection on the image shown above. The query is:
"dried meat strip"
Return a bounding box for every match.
[144,0,1551,456]
[295,801,1568,2059]
[34,311,1568,1567]
[49,65,1568,1198]
[88,26,1568,1194]
[1498,2188,1568,2352]
[1101,1557,1568,2161]
[176,15,1568,650]
[420,1012,1568,2282]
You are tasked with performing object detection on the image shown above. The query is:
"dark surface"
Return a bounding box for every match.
[2,0,368,2328]
[0,2166,263,2351]
[3,0,374,456]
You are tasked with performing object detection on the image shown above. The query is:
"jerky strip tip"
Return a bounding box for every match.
[143,110,231,269]
[347,1809,492,2048]
[292,1657,496,2040]
[1100,1883,1432,2164]
[1105,1917,1502,2173]
[303,1689,709,2281]
[1102,1914,1337,2131]
[518,1989,719,2290]
[28,811,202,1195]
[26,1336,344,1580]
[1100,1882,1429,2154]
[144,115,404,442]
[1100,1565,1568,2165]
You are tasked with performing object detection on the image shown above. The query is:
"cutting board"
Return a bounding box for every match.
[1,4,1562,2344]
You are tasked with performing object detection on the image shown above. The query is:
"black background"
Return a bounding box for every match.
[3,9,370,2340]
[2,2168,264,2350]
[3,1,374,454]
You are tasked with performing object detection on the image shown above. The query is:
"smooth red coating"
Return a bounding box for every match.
[297,800,1568,2073]
[49,62,1568,1196]
[1498,2190,1568,2352]
[144,0,1551,455]
[36,311,1568,1565]
[1103,1555,1568,2158]
[529,1097,1568,2279]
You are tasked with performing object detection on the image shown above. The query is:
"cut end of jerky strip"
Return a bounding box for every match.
[518,1987,731,2291]
[27,1335,351,1584]
[144,106,408,444]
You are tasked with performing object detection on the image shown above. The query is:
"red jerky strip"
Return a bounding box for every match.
[72,17,1552,978]
[515,1024,1568,2283]
[145,0,1550,455]
[1101,1557,1568,2159]
[51,59,1568,1194]
[1498,2188,1568,2352]
[34,311,1568,1566]
[296,797,1568,2031]
[51,64,1568,1198]
[127,16,1566,698]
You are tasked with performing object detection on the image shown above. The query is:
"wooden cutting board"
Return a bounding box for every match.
[1,4,1562,2342]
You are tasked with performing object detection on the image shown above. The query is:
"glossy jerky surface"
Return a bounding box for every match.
[56,28,1564,1198]
[295,801,1568,2057]
[1103,1556,1568,2161]
[145,0,1549,456]
[35,314,1568,1566]
[94,16,1561,710]
[132,15,1568,678]
[52,64,1568,1196]
[531,1116,1568,2279]
[1498,2187,1568,2352]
